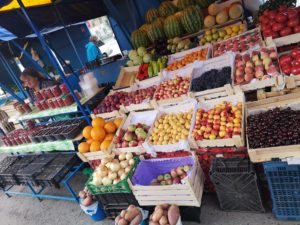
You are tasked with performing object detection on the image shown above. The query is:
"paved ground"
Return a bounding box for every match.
[1,170,300,225]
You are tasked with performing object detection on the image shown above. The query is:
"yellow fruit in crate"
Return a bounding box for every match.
[208,3,220,16]
[200,38,206,45]
[205,35,212,42]
[211,28,217,34]
[82,126,93,139]
[224,35,230,40]
[205,30,212,36]
[91,127,106,141]
[232,25,239,33]
[225,27,232,35]
[238,30,243,34]
[100,140,111,151]
[219,30,226,38]
[113,118,122,128]
[87,139,94,144]
[78,142,90,153]
[204,15,216,28]
[90,141,101,152]
[92,117,105,128]
[104,122,117,133]
[231,32,237,37]
[212,33,219,40]
[239,24,245,30]
[104,133,114,141]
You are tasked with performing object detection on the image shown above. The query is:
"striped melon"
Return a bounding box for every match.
[181,6,203,34]
[139,24,150,33]
[131,30,151,49]
[145,8,160,23]
[164,15,184,38]
[177,0,196,10]
[196,0,213,9]
[147,20,166,43]
[154,17,164,27]
[158,1,178,18]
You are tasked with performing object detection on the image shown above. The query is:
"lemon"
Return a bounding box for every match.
[218,30,226,38]
[232,25,239,33]
[205,35,212,42]
[205,30,211,36]
[231,32,237,37]
[212,33,219,40]
[212,28,217,33]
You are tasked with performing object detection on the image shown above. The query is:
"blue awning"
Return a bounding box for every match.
[0,26,16,41]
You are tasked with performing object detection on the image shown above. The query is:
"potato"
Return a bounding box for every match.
[149,222,160,225]
[152,208,164,222]
[129,213,142,225]
[115,215,121,224]
[125,207,140,221]
[118,218,128,225]
[120,210,126,218]
[159,216,168,225]
[167,205,180,225]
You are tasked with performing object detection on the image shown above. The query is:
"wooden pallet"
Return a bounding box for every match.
[129,159,204,207]
[246,97,300,163]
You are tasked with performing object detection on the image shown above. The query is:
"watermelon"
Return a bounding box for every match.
[164,15,184,38]
[139,24,150,33]
[145,8,160,23]
[154,17,164,27]
[131,30,151,49]
[196,0,212,9]
[158,1,178,18]
[181,6,203,34]
[177,0,196,10]
[147,20,166,43]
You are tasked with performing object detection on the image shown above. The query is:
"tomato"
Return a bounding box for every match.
[271,31,279,39]
[279,54,293,66]
[261,17,269,25]
[288,11,298,20]
[272,23,284,32]
[261,23,269,31]
[291,48,300,58]
[280,27,292,37]
[263,10,270,16]
[291,65,300,75]
[293,61,300,66]
[263,29,272,37]
[288,20,299,27]
[282,64,292,75]
[275,13,288,23]
[278,5,287,13]
[294,26,300,33]
[268,11,277,20]
[259,15,266,23]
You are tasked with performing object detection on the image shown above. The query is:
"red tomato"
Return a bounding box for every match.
[259,15,266,23]
[263,29,272,37]
[291,65,300,75]
[288,20,299,27]
[279,54,293,66]
[291,48,300,58]
[288,11,298,20]
[282,65,292,75]
[294,26,300,33]
[295,55,300,64]
[278,5,287,13]
[271,31,279,38]
[263,10,270,16]
[268,11,277,20]
[272,23,284,32]
[275,13,288,23]
[280,27,292,37]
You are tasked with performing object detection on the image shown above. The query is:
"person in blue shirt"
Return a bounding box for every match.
[85,35,103,62]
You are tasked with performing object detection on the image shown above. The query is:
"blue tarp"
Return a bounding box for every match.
[0,26,16,41]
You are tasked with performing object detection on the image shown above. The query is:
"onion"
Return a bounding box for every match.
[120,173,127,180]
[126,152,133,160]
[96,166,108,178]
[118,153,126,161]
[113,178,120,184]
[102,177,112,185]
[118,169,125,177]
[101,158,110,166]
[120,160,128,169]
[105,162,111,169]
[92,177,102,186]
[125,166,131,173]
[110,162,121,172]
[128,159,135,166]
[108,172,117,180]
[106,153,115,162]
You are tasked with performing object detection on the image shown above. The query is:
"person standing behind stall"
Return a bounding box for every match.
[85,35,103,62]
[20,67,57,101]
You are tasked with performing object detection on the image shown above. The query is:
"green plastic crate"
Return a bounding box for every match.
[86,157,140,194]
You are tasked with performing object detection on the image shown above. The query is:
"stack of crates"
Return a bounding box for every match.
[264,161,300,221]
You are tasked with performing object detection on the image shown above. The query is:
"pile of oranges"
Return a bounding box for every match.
[78,117,122,153]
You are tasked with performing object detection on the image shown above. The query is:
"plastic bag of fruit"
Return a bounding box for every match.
[115,205,148,225]
[149,204,182,225]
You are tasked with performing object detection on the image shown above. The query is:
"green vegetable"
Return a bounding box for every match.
[148,65,154,77]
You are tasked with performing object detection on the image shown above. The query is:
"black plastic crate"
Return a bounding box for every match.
[35,154,79,188]
[103,204,131,219]
[96,193,138,207]
[264,161,300,221]
[210,157,265,212]
[15,154,58,185]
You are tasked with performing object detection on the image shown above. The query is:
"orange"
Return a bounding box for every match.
[90,141,101,152]
[86,138,94,144]
[104,122,117,133]
[91,127,106,141]
[92,117,105,128]
[104,133,114,141]
[82,126,93,139]
[113,118,123,128]
[78,142,90,153]
[100,140,111,151]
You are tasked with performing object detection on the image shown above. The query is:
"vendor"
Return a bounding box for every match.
[20,67,57,101]
[85,35,103,62]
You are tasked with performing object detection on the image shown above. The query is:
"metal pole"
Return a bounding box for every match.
[16,0,91,125]
[54,6,84,68]
[0,52,28,99]
[11,40,53,80]
[0,82,24,103]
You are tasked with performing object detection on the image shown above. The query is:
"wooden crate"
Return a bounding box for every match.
[77,116,126,162]
[190,84,237,101]
[240,75,285,92]
[129,158,204,207]
[246,98,300,163]
[265,33,300,48]
[114,66,139,90]
[189,92,245,148]
[112,110,158,155]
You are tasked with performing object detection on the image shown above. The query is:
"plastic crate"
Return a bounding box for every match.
[210,157,264,212]
[35,154,79,188]
[264,161,300,221]
[196,147,248,193]
[86,157,140,195]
